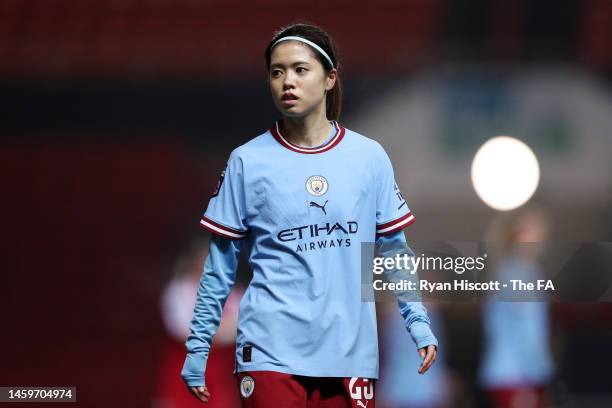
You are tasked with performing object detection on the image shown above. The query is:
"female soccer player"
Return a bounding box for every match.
[182,22,438,407]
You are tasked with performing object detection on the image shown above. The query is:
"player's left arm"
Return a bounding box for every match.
[373,142,437,373]
[376,230,438,374]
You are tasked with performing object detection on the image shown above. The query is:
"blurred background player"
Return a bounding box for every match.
[478,208,555,408]
[154,237,241,408]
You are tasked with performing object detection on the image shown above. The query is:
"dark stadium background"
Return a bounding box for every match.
[1,1,611,407]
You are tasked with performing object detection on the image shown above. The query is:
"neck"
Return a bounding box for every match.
[281,109,333,147]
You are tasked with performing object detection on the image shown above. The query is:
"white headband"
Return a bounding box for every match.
[271,35,334,69]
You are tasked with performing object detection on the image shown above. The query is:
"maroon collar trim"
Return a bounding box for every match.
[270,120,345,154]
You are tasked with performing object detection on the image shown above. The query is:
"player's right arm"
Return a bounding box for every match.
[182,149,249,401]
[181,234,241,400]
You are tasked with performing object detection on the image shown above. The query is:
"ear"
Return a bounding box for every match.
[325,68,337,91]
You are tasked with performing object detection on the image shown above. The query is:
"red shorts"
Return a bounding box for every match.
[235,371,376,408]
[487,386,549,408]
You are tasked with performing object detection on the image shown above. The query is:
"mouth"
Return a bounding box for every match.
[281,93,299,102]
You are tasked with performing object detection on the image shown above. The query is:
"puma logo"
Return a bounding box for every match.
[357,401,368,408]
[309,200,328,215]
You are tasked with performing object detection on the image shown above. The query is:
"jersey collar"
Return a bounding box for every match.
[270,119,346,154]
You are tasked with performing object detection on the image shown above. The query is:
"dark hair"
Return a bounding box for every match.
[265,22,343,121]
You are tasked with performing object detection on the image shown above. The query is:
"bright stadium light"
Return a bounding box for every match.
[471,136,540,211]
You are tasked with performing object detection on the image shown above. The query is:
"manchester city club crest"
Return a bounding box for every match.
[306,175,328,196]
[240,375,255,398]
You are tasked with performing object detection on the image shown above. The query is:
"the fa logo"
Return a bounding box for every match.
[394,182,407,210]
[240,375,255,398]
[211,165,227,197]
[349,377,374,407]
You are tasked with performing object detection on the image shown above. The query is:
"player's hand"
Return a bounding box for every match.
[418,344,437,374]
[188,385,210,403]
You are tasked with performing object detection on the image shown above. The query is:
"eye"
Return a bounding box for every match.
[296,66,308,74]
[271,69,282,77]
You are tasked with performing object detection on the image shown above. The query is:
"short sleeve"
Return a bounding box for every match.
[375,145,415,236]
[199,150,248,239]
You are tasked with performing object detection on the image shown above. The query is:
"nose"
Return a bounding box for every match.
[283,70,296,89]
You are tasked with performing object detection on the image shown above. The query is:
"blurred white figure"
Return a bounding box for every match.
[161,248,240,345]
[153,238,242,408]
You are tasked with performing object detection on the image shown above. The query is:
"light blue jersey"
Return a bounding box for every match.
[183,120,435,386]
[478,256,554,388]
